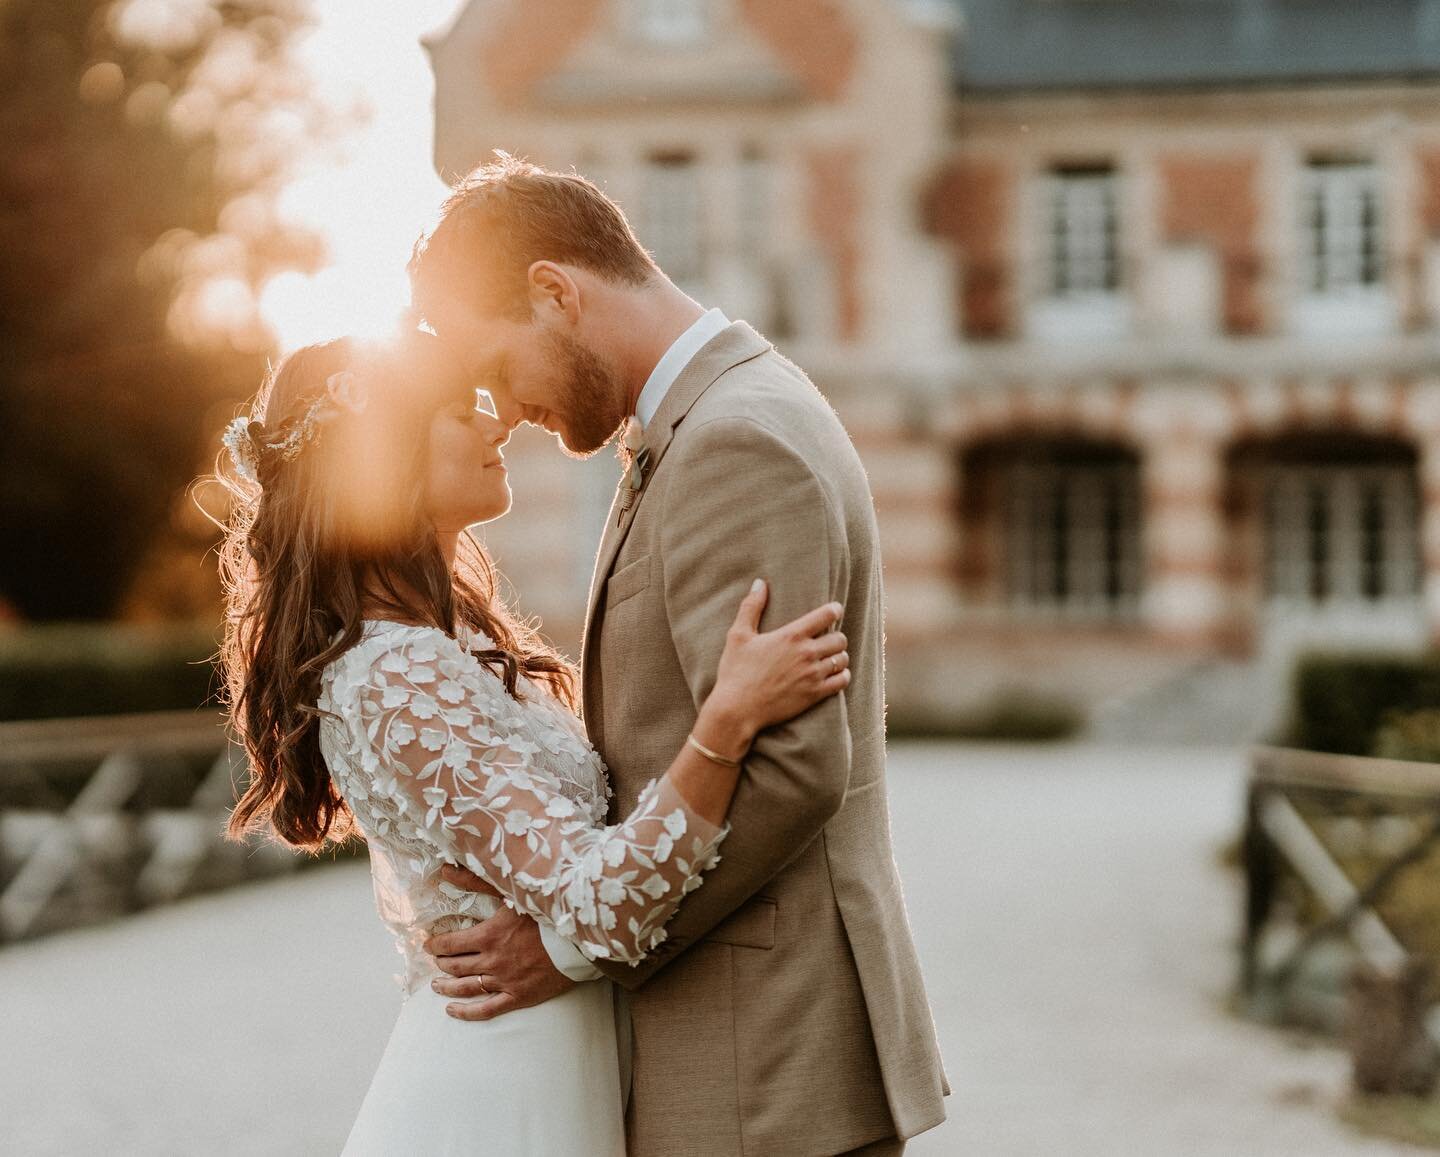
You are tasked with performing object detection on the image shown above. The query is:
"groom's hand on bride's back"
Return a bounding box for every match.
[424,867,574,1022]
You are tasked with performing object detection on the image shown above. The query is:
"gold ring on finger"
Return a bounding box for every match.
[477,975,489,994]
[829,655,839,675]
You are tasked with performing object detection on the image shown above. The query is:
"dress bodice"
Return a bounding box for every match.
[318,620,724,993]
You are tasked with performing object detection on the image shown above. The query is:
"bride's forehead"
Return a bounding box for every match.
[383,336,471,400]
[405,371,472,413]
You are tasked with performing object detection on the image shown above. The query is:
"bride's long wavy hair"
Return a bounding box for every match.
[216,332,576,850]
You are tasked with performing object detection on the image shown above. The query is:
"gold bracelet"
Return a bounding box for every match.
[686,733,742,768]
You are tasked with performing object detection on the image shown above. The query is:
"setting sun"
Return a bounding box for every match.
[255,0,464,350]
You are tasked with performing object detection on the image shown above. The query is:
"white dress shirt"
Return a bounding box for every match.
[539,306,730,984]
[635,307,731,429]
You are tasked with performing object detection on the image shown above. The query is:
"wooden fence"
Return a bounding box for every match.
[1241,744,1440,1025]
[0,711,330,944]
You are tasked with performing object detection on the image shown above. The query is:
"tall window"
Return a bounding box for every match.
[641,152,703,289]
[1001,443,1141,620]
[1045,164,1120,297]
[738,144,769,259]
[1300,158,1383,296]
[1263,459,1418,606]
[635,0,709,45]
[1030,164,1128,340]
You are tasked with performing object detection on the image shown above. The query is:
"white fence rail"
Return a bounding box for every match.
[0,711,317,944]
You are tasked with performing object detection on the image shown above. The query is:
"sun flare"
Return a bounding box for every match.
[256,0,465,351]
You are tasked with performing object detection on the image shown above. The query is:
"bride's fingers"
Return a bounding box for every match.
[787,601,843,640]
[731,578,768,634]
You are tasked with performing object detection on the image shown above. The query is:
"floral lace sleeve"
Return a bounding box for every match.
[352,629,727,964]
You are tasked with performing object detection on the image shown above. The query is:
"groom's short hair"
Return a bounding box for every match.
[409,153,657,323]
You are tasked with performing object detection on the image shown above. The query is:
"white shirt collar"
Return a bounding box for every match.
[635,308,730,429]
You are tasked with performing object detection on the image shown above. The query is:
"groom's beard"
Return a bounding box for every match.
[541,329,629,458]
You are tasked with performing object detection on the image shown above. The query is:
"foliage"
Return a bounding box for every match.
[0,622,218,720]
[1286,653,1440,757]
[1374,709,1440,764]
[1339,1091,1440,1150]
[888,689,1083,742]
[0,0,330,620]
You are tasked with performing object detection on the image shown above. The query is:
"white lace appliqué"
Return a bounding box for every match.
[318,622,726,991]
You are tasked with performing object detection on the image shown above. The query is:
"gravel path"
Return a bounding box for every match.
[1,743,1421,1155]
[898,743,1412,1157]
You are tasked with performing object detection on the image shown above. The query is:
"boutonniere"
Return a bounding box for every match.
[618,416,652,523]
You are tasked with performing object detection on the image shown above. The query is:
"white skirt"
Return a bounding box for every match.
[341,980,626,1156]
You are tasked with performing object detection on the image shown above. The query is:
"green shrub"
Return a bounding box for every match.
[1373,708,1440,763]
[1287,653,1440,756]
[888,690,1083,742]
[0,623,220,721]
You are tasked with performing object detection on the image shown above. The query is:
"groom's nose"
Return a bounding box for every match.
[477,411,511,446]
[485,388,523,431]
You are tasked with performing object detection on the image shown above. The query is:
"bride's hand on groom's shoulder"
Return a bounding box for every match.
[702,580,850,750]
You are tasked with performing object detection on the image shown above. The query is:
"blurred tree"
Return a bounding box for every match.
[0,0,329,619]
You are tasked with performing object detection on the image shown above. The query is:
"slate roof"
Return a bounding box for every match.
[951,0,1440,92]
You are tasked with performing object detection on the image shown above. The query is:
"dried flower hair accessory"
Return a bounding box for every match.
[222,368,370,487]
[222,416,261,485]
[325,370,369,414]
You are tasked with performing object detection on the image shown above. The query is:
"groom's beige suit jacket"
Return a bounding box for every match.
[581,322,948,1157]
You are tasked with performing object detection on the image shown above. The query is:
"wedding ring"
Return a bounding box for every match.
[476,976,489,995]
[829,655,839,675]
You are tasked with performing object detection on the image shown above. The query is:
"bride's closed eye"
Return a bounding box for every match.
[449,389,498,425]
[473,388,499,419]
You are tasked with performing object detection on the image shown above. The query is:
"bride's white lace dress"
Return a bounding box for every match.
[318,620,727,1155]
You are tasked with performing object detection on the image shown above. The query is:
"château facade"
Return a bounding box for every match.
[426,0,1440,737]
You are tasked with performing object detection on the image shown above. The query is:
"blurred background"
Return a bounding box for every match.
[12,0,1440,1152]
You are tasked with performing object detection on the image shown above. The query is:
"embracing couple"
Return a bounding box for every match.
[219,156,947,1156]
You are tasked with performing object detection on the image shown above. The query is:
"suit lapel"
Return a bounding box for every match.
[580,322,771,681]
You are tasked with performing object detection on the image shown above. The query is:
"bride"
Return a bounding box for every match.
[215,330,850,1154]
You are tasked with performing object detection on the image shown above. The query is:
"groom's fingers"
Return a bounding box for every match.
[432,952,493,978]
[426,922,482,956]
[437,863,500,897]
[431,974,491,999]
[812,630,846,658]
[446,992,520,1022]
[426,913,502,958]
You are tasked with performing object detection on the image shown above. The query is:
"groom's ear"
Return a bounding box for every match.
[526,260,581,326]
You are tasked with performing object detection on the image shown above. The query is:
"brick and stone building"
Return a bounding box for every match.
[425,0,1440,738]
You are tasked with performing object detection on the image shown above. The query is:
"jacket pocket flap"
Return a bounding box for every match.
[705,896,776,950]
[605,554,651,608]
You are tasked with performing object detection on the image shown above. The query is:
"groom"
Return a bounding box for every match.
[410,156,947,1156]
